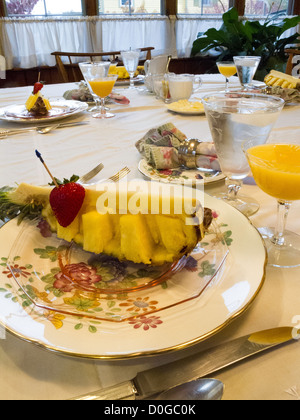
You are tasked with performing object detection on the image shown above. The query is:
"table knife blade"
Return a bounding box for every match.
[70,326,299,400]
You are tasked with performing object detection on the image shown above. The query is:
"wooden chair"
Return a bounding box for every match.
[51,47,154,83]
[285,48,300,76]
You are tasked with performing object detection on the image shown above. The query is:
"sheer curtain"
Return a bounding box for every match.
[0,16,177,70]
[0,15,298,70]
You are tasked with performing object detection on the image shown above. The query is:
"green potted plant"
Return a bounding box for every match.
[191,7,300,80]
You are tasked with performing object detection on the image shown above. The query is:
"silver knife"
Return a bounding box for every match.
[71,326,299,400]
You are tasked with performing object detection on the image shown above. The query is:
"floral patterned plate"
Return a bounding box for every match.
[0,194,266,359]
[138,159,226,185]
[6,217,228,322]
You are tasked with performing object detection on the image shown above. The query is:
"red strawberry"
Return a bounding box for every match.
[33,82,44,95]
[49,182,85,228]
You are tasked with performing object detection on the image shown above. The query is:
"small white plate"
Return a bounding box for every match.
[0,100,88,124]
[138,159,225,185]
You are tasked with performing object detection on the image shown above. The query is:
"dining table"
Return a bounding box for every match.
[0,74,300,401]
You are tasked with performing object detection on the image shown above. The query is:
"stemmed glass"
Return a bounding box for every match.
[79,62,111,113]
[244,141,300,268]
[79,62,118,119]
[217,61,237,91]
[233,56,261,90]
[121,49,140,89]
[202,92,284,217]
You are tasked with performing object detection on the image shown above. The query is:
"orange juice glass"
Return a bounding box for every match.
[244,141,300,268]
[217,61,237,91]
[87,74,118,119]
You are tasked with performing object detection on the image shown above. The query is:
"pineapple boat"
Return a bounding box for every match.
[25,82,52,116]
[264,70,300,89]
[0,181,208,266]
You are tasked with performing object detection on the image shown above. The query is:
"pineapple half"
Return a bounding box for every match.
[4,182,205,266]
[264,70,300,90]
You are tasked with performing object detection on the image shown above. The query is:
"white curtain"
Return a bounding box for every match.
[175,16,223,57]
[0,16,177,70]
[0,15,298,70]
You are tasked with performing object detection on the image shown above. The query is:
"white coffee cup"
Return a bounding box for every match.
[167,73,202,101]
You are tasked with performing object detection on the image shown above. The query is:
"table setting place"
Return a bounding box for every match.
[0,53,300,403]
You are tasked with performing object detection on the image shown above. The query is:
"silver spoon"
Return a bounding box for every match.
[154,378,224,401]
[37,124,60,134]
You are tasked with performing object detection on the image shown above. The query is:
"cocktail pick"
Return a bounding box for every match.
[35,150,59,188]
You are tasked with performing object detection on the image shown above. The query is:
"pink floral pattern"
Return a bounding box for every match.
[128,315,163,331]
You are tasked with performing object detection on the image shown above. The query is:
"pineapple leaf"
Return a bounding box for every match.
[0,186,43,224]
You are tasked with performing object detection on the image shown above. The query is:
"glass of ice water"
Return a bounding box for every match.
[121,49,141,89]
[233,56,261,90]
[202,92,284,216]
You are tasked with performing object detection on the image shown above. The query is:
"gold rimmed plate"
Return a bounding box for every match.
[0,100,88,124]
[138,159,225,185]
[0,193,266,359]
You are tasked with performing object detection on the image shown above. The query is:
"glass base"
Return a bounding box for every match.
[213,191,260,217]
[258,227,300,268]
[92,112,115,119]
[88,106,109,112]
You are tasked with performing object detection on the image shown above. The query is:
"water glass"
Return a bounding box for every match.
[202,92,284,216]
[121,49,141,89]
[233,56,261,90]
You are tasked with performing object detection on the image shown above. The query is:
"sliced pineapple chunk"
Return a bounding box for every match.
[264,70,300,89]
[6,182,204,265]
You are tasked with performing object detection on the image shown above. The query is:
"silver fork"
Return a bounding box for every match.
[108,166,130,182]
[79,163,104,184]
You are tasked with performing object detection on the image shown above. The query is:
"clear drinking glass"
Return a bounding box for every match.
[244,141,300,268]
[233,56,261,90]
[121,49,140,89]
[79,62,118,119]
[202,92,284,217]
[79,61,111,113]
[217,61,237,91]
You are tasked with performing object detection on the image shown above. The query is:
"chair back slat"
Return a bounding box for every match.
[285,48,300,75]
[51,47,154,82]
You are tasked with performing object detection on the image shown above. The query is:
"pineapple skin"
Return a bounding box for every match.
[9,183,203,266]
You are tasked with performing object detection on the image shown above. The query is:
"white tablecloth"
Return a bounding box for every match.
[0,75,300,400]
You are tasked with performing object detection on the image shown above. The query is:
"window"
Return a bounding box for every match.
[5,0,83,16]
[99,0,162,14]
[245,0,289,17]
[178,0,230,15]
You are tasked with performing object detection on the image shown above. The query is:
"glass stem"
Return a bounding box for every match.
[95,98,101,112]
[225,77,229,91]
[226,178,241,199]
[272,200,291,246]
[129,72,134,88]
[100,97,106,115]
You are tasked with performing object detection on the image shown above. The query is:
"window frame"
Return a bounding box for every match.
[0,0,298,17]
[2,0,85,17]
